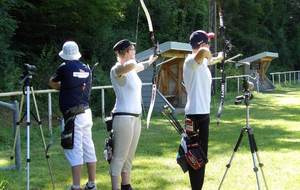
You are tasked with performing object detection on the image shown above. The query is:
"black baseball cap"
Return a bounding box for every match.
[113,39,136,52]
[189,30,215,49]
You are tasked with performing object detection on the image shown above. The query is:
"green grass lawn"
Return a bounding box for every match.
[1,84,300,190]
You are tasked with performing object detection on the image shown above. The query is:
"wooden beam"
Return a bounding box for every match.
[156,56,177,67]
[166,68,178,82]
[259,59,271,80]
[177,61,183,97]
[161,50,187,58]
[260,57,273,63]
[158,65,169,94]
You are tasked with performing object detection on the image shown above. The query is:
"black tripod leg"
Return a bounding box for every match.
[247,127,261,190]
[218,127,246,190]
[31,88,55,190]
[248,127,269,190]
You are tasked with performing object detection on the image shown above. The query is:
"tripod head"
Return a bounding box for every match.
[19,64,37,87]
[235,77,254,106]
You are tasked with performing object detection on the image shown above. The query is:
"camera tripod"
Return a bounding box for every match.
[218,89,268,190]
[10,70,55,190]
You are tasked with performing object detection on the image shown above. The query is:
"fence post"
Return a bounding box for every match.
[272,74,274,85]
[101,88,105,121]
[279,74,281,85]
[0,100,21,170]
[284,73,287,84]
[237,77,240,94]
[48,93,52,136]
[13,101,21,171]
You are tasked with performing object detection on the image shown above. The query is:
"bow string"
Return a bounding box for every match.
[140,0,159,128]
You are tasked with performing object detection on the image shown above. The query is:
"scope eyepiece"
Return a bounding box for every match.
[24,64,37,71]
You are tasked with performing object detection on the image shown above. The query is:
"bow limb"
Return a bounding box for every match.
[216,0,227,127]
[140,0,157,52]
[140,0,153,32]
[140,0,159,128]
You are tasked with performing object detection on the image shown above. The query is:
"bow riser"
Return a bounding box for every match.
[216,0,228,127]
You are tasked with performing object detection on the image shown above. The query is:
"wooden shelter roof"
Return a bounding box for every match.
[136,41,192,61]
[238,51,278,64]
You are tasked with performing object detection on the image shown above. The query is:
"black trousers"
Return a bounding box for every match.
[186,114,210,190]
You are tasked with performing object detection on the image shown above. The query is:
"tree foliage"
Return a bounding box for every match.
[224,0,300,70]
[0,0,19,92]
[1,0,299,93]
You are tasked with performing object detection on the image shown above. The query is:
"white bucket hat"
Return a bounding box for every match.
[59,41,81,60]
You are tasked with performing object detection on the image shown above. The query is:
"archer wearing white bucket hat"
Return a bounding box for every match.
[59,41,82,61]
[49,41,97,190]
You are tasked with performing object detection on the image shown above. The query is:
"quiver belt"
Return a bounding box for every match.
[61,105,86,149]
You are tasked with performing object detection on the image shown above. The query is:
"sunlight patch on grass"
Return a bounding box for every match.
[205,150,300,190]
[271,94,300,105]
[276,97,300,105]
[277,138,300,143]
[133,156,190,190]
[206,153,262,190]
[250,119,300,129]
[135,156,178,169]
[0,159,9,167]
[1,85,300,189]
[264,151,300,190]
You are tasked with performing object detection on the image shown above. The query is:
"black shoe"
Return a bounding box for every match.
[84,182,97,190]
[121,184,133,190]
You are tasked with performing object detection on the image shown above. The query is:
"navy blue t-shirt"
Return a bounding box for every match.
[52,60,92,113]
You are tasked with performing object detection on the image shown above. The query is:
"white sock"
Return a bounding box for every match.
[72,185,81,189]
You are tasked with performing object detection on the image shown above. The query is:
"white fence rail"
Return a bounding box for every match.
[212,74,258,94]
[270,70,300,85]
[2,71,298,126]
[0,75,254,128]
[0,84,152,130]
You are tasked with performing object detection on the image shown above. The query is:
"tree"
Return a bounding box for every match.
[1,0,299,93]
[0,0,19,92]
